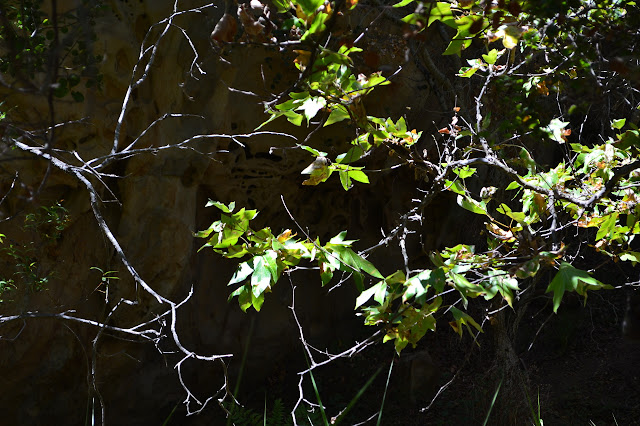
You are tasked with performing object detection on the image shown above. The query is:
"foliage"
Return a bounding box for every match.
[24,201,69,241]
[196,200,383,312]
[198,0,638,355]
[1,0,639,423]
[224,399,324,426]
[0,202,68,302]
[0,0,106,100]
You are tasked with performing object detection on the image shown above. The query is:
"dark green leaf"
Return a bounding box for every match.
[546,263,612,313]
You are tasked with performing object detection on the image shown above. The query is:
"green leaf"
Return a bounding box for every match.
[450,272,484,300]
[251,256,271,297]
[393,0,414,7]
[256,112,280,130]
[611,118,626,130]
[543,118,570,143]
[205,200,235,213]
[496,25,526,49]
[230,284,252,312]
[298,144,328,157]
[331,245,384,279]
[297,96,327,124]
[519,147,537,174]
[429,267,447,294]
[355,280,387,308]
[505,181,520,190]
[335,146,364,164]
[285,110,304,126]
[426,2,455,27]
[374,281,389,305]
[620,251,640,264]
[456,194,488,216]
[596,212,619,240]
[449,306,482,337]
[348,169,369,183]
[324,105,351,127]
[320,262,334,286]
[207,208,258,249]
[251,291,265,311]
[301,12,328,41]
[445,179,466,195]
[384,270,406,286]
[71,91,84,102]
[297,0,324,15]
[329,231,356,246]
[194,220,223,240]
[546,263,612,313]
[453,166,476,179]
[339,170,352,191]
[395,116,407,133]
[514,257,540,279]
[403,269,432,302]
[482,49,500,65]
[225,244,250,258]
[497,203,527,224]
[615,130,640,149]
[457,66,479,78]
[443,14,484,56]
[271,0,291,13]
[484,271,519,307]
[262,250,280,281]
[229,261,254,285]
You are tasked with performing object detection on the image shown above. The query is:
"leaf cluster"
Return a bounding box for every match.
[196,200,383,312]
[0,202,69,302]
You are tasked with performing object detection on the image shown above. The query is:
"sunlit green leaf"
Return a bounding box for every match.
[348,170,369,183]
[298,144,328,157]
[297,96,327,123]
[331,245,383,279]
[453,166,476,179]
[457,66,479,78]
[250,256,273,297]
[456,194,488,216]
[355,280,387,308]
[339,170,352,190]
[620,251,640,264]
[297,0,324,15]
[301,12,328,41]
[596,212,619,240]
[484,271,519,307]
[403,269,432,302]
[324,105,351,126]
[445,179,466,195]
[205,200,235,213]
[229,261,254,285]
[482,49,501,65]
[543,118,570,143]
[612,118,626,130]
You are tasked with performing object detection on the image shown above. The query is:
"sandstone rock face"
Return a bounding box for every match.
[0,1,449,423]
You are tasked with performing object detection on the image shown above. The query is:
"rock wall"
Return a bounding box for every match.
[0,1,455,423]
